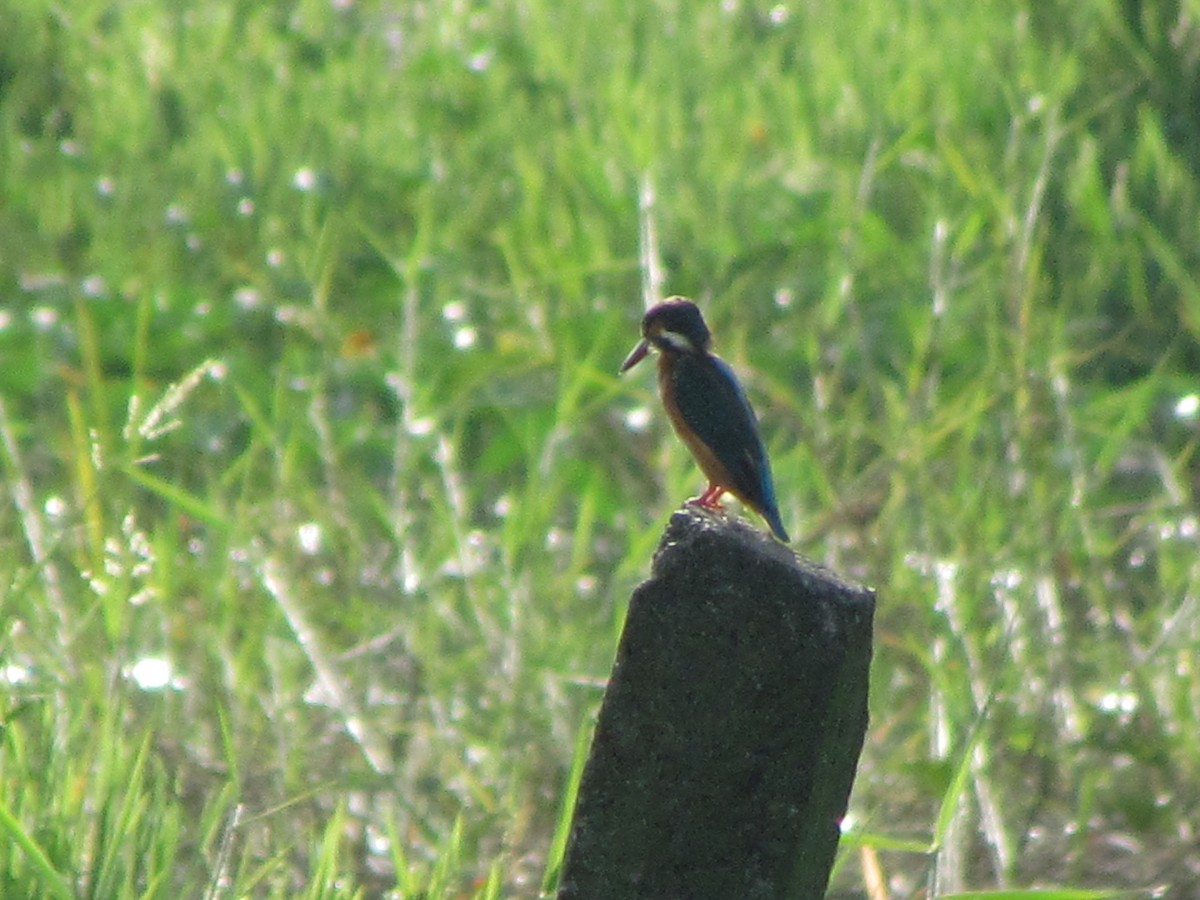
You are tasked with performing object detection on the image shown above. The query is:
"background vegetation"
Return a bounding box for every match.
[1,0,1199,896]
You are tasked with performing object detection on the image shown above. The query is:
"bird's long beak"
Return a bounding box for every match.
[618,339,651,374]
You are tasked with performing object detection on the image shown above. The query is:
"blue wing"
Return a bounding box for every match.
[670,354,788,541]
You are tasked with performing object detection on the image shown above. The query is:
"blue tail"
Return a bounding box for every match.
[760,501,790,543]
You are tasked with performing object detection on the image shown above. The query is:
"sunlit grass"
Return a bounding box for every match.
[1,0,1198,896]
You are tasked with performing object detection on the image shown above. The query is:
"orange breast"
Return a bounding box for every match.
[658,357,740,492]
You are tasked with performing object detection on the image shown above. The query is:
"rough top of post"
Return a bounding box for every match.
[654,504,874,606]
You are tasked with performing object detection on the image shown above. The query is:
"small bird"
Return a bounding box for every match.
[619,297,789,542]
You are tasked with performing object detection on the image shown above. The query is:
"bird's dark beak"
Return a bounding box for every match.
[619,338,651,374]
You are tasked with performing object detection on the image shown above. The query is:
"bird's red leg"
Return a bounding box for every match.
[689,483,726,509]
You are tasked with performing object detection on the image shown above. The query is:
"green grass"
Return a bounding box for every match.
[1,0,1199,896]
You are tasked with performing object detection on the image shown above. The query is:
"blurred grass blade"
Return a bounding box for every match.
[540,709,594,895]
[940,890,1138,899]
[66,387,105,567]
[476,860,503,900]
[426,813,465,898]
[931,694,994,852]
[0,799,75,900]
[120,464,229,528]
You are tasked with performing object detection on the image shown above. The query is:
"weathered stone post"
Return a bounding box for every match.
[557,506,875,900]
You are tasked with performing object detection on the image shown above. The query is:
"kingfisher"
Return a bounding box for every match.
[619,297,789,542]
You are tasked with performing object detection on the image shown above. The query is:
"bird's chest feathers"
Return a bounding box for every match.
[657,356,728,480]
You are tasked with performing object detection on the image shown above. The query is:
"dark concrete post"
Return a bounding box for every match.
[557,506,874,900]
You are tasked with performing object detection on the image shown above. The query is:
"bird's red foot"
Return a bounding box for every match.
[687,484,726,510]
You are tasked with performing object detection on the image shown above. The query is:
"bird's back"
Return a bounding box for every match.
[667,353,787,539]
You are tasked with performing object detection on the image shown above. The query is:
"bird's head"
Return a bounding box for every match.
[619,297,712,373]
